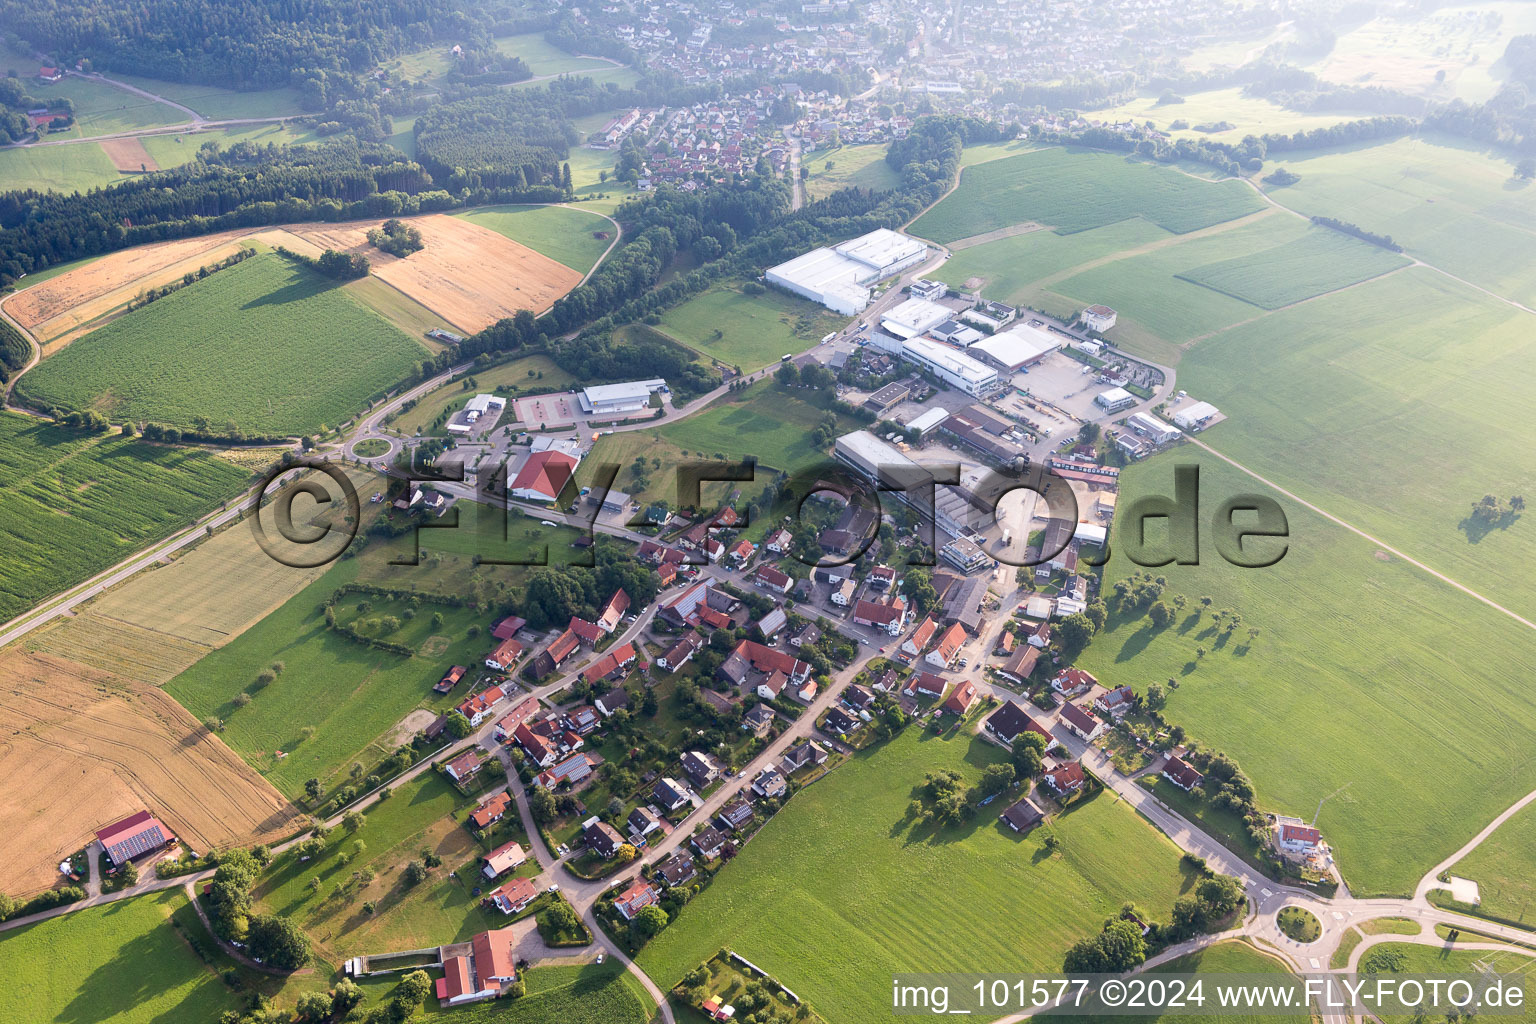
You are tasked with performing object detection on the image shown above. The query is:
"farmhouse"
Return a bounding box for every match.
[95,810,172,868]
[491,616,526,640]
[853,595,907,635]
[941,680,977,716]
[985,701,1050,746]
[435,928,519,1006]
[926,623,967,669]
[719,640,811,690]
[581,642,638,685]
[999,797,1045,833]
[481,841,527,879]
[445,751,483,783]
[902,617,939,656]
[764,228,929,314]
[483,875,538,916]
[1162,755,1203,791]
[510,451,578,503]
[997,646,1039,684]
[579,379,667,417]
[659,632,704,672]
[614,877,661,919]
[597,589,631,631]
[1058,702,1105,742]
[485,638,523,671]
[492,697,539,742]
[457,684,507,726]
[531,629,580,679]
[754,564,792,594]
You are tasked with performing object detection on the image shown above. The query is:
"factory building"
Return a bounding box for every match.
[967,322,1060,372]
[880,297,955,340]
[578,380,666,416]
[898,336,998,397]
[764,229,929,315]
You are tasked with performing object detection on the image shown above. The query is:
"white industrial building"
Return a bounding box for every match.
[448,394,506,435]
[764,229,929,315]
[1172,401,1220,430]
[833,430,920,482]
[1081,305,1118,332]
[910,279,947,301]
[904,407,950,436]
[1126,412,1180,445]
[578,379,666,416]
[1094,386,1137,414]
[880,297,954,340]
[898,336,998,397]
[968,322,1060,372]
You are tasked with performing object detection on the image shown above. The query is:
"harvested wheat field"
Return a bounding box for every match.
[0,651,300,896]
[290,214,583,332]
[100,137,159,173]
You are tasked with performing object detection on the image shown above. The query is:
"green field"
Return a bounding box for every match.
[1078,453,1536,898]
[803,143,903,200]
[0,412,249,623]
[1260,135,1536,306]
[1360,942,1536,1024]
[1096,87,1380,145]
[0,142,124,194]
[163,558,483,797]
[419,961,654,1023]
[493,33,620,77]
[29,75,188,139]
[933,219,1172,303]
[1448,800,1536,927]
[99,74,308,121]
[1078,940,1307,1024]
[658,381,856,477]
[392,352,576,436]
[654,283,848,370]
[637,728,1196,1024]
[139,122,327,169]
[1176,227,1409,309]
[1,889,241,1024]
[16,252,429,436]
[453,204,614,275]
[908,147,1265,242]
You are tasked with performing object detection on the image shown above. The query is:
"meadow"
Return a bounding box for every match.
[654,282,848,370]
[0,141,124,194]
[418,961,654,1023]
[1077,453,1536,898]
[391,352,576,436]
[30,75,188,140]
[1077,940,1307,1024]
[636,728,1197,1024]
[803,142,903,200]
[658,381,857,479]
[1448,800,1536,927]
[16,252,429,436]
[453,204,614,275]
[1259,135,1536,306]
[163,557,482,798]
[933,219,1171,301]
[1175,226,1409,308]
[1362,943,1536,1024]
[493,32,620,77]
[2,889,242,1024]
[140,122,327,169]
[908,147,1264,243]
[0,412,249,623]
[98,74,308,121]
[1094,87,1381,144]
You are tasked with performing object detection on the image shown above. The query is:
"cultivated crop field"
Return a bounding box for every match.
[654,283,848,370]
[908,147,1264,243]
[0,650,299,896]
[1448,801,1536,927]
[3,889,242,1024]
[1077,454,1536,898]
[1176,227,1409,308]
[15,252,428,436]
[637,728,1195,1024]
[163,559,483,798]
[1094,87,1381,144]
[453,203,614,275]
[0,413,249,624]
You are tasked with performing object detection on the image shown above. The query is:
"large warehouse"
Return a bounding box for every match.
[898,337,998,397]
[579,379,666,416]
[764,229,929,315]
[967,322,1060,372]
[880,297,954,340]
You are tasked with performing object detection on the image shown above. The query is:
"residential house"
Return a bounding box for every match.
[718,640,811,691]
[904,672,948,700]
[511,722,560,767]
[780,740,828,774]
[434,928,519,1006]
[681,750,722,786]
[870,668,900,693]
[754,564,792,594]
[901,617,939,657]
[535,753,596,790]
[1025,620,1051,649]
[824,706,858,735]
[458,684,507,726]
[997,646,1040,685]
[1094,685,1136,719]
[580,642,638,685]
[925,623,967,669]
[656,851,697,887]
[941,680,978,716]
[1277,822,1322,855]
[1162,755,1203,791]
[568,617,605,647]
[765,528,793,554]
[481,841,527,879]
[597,589,631,632]
[445,751,482,783]
[483,875,539,915]
[716,797,755,831]
[728,539,755,565]
[1042,761,1086,798]
[831,578,858,606]
[1058,702,1105,742]
[653,777,690,811]
[595,688,631,717]
[562,705,602,735]
[790,678,819,703]
[531,629,580,679]
[790,622,820,648]
[867,565,897,590]
[985,702,1051,746]
[842,684,876,714]
[614,878,660,920]
[1052,667,1097,697]
[469,791,512,829]
[659,632,704,672]
[752,768,787,799]
[999,797,1045,833]
[628,806,662,838]
[853,595,907,636]
[692,826,728,859]
[995,631,1017,655]
[485,638,523,671]
[583,819,625,859]
[742,704,776,736]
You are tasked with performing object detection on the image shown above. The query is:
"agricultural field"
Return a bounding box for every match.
[653,283,848,370]
[2,889,243,1024]
[1175,226,1409,308]
[452,204,615,275]
[0,412,249,623]
[1256,135,1536,307]
[97,73,309,120]
[1448,800,1536,926]
[658,381,856,479]
[493,33,623,77]
[1094,88,1382,143]
[418,961,655,1023]
[28,74,188,140]
[0,649,299,897]
[162,557,484,798]
[139,122,327,169]
[1077,453,1536,898]
[908,147,1264,243]
[637,728,1196,1024]
[1176,266,1536,621]
[0,141,124,193]
[15,252,428,436]
[802,143,903,200]
[391,353,577,436]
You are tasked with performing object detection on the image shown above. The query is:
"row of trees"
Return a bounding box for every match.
[204,847,312,970]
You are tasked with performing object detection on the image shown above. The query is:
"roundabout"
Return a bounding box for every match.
[1278,905,1323,944]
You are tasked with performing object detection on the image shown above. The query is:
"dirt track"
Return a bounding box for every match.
[0,651,301,897]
